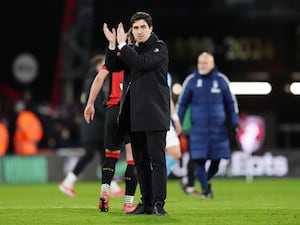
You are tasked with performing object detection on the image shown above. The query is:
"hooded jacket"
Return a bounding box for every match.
[177,68,239,159]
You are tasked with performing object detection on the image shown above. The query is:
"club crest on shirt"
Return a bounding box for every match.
[211,80,220,93]
[153,48,159,53]
[196,79,202,87]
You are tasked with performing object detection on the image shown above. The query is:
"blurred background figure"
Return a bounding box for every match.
[179,106,200,195]
[59,54,124,197]
[0,117,9,156]
[13,100,44,155]
[177,52,239,199]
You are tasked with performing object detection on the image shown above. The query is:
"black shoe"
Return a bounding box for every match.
[127,203,152,215]
[152,202,167,216]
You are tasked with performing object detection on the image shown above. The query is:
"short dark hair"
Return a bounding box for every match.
[130,11,152,28]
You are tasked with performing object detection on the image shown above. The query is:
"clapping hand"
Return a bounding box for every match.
[103,23,116,49]
[117,23,127,45]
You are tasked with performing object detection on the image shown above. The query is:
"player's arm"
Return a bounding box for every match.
[84,69,109,123]
[170,97,182,135]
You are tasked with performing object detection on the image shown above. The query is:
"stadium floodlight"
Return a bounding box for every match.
[229,82,272,95]
[290,82,300,95]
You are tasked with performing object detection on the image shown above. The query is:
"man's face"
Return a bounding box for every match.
[131,19,152,44]
[197,54,214,75]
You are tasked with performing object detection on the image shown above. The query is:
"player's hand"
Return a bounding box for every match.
[103,23,116,48]
[117,23,127,44]
[84,104,95,123]
[173,120,182,136]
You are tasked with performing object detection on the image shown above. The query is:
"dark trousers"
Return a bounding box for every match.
[73,142,104,176]
[130,130,167,205]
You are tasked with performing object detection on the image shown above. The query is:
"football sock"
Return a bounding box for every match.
[102,152,119,185]
[101,183,110,195]
[73,143,96,176]
[206,160,220,181]
[124,161,137,196]
[63,172,77,188]
[187,158,196,187]
[124,195,134,205]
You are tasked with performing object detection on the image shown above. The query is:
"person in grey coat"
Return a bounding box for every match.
[103,12,170,215]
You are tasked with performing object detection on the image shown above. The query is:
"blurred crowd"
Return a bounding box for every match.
[0,89,83,156]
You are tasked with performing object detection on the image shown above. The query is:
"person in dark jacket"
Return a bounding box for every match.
[177,52,239,199]
[103,11,170,216]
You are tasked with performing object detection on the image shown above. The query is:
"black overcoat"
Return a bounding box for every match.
[106,33,170,132]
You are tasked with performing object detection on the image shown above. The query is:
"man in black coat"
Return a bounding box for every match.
[103,11,170,216]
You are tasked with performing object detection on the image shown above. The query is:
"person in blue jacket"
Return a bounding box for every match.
[177,52,239,199]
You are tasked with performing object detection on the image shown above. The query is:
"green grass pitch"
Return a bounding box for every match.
[0,178,299,225]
